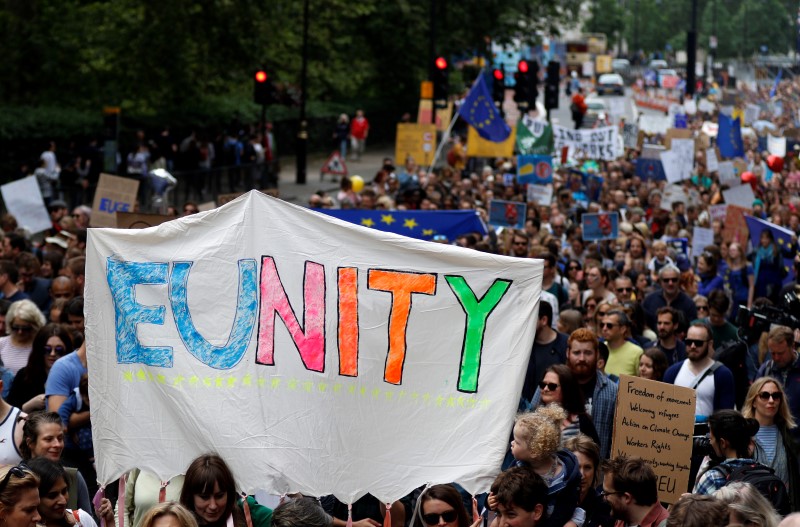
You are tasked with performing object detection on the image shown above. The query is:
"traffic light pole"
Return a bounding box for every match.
[296,0,310,185]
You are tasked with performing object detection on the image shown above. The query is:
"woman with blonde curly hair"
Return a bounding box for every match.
[496,405,583,527]
[0,299,47,374]
[742,377,799,510]
[714,482,781,527]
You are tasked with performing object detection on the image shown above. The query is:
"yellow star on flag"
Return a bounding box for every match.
[361,218,375,227]
[423,229,434,236]
[381,214,396,225]
[403,218,418,230]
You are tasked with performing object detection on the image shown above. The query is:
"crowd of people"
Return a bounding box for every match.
[2,70,800,527]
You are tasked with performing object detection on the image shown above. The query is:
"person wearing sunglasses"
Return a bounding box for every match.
[27,457,100,527]
[600,311,643,378]
[0,462,41,527]
[742,377,799,509]
[641,264,697,333]
[534,365,600,448]
[410,484,475,527]
[0,300,46,376]
[7,324,73,413]
[664,321,735,419]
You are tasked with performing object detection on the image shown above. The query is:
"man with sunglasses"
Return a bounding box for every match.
[664,321,735,418]
[602,310,643,378]
[600,456,669,527]
[641,264,697,332]
[757,326,800,440]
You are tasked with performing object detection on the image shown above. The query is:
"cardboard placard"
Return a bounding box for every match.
[709,204,727,222]
[722,205,752,244]
[91,173,139,228]
[395,123,438,168]
[115,212,174,229]
[664,128,693,150]
[611,375,696,504]
[722,184,756,209]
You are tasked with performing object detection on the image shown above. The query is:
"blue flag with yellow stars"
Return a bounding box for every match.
[316,209,487,242]
[458,73,511,142]
[717,113,744,158]
[745,215,796,285]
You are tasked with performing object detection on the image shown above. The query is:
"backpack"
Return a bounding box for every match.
[717,462,791,516]
[714,340,749,409]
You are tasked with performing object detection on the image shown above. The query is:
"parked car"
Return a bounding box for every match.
[583,97,609,128]
[597,73,625,96]
[612,58,631,78]
[648,59,669,70]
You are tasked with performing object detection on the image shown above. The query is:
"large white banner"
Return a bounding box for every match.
[552,125,619,160]
[85,192,542,503]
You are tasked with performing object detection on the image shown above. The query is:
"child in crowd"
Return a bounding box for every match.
[491,405,584,527]
[646,240,674,281]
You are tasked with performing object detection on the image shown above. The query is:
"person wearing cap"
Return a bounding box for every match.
[752,198,767,219]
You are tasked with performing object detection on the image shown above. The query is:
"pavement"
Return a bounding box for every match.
[274,146,395,206]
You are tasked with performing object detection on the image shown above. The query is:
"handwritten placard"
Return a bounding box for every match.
[611,375,696,503]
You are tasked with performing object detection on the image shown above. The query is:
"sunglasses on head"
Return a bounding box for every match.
[0,463,29,495]
[538,381,559,391]
[685,338,707,348]
[758,391,782,401]
[422,511,458,525]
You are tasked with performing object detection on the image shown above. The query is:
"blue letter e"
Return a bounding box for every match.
[107,258,172,367]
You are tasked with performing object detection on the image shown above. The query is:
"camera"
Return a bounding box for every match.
[692,421,715,458]
[735,290,800,345]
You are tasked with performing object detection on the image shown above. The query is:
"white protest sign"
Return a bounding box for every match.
[661,185,690,211]
[623,124,639,149]
[717,161,737,184]
[639,114,672,134]
[684,99,697,115]
[723,184,757,208]
[706,148,719,172]
[552,126,619,160]
[0,176,52,234]
[744,104,760,125]
[672,139,695,182]
[527,184,553,206]
[691,227,715,258]
[697,99,715,113]
[85,192,543,503]
[768,135,787,157]
[661,150,683,184]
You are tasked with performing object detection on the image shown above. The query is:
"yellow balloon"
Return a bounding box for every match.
[351,175,365,193]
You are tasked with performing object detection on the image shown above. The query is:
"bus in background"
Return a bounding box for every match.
[565,33,608,76]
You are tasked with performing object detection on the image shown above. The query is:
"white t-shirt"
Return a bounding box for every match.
[69,509,98,527]
[674,361,716,417]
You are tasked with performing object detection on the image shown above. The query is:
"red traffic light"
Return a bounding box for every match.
[435,57,448,70]
[518,60,529,73]
[255,71,268,83]
[493,68,504,80]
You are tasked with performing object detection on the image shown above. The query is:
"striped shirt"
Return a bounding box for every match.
[756,424,779,463]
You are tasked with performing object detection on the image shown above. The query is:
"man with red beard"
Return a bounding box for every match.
[529,328,617,459]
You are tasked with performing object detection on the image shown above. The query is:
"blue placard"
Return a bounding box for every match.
[489,200,527,229]
[635,158,667,181]
[517,155,553,184]
[582,212,620,241]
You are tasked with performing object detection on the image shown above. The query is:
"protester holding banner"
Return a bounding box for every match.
[753,229,786,303]
[179,454,272,527]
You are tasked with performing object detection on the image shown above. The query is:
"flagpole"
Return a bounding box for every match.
[425,70,485,178]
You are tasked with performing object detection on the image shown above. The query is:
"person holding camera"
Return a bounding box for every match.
[693,410,760,495]
[757,326,800,441]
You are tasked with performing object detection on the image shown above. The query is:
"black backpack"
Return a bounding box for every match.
[717,462,790,516]
[714,339,749,409]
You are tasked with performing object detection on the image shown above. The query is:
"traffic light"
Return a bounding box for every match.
[544,61,560,111]
[254,70,277,106]
[432,57,449,109]
[513,60,529,109]
[492,68,505,107]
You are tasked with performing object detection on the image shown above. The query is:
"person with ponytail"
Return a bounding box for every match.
[692,409,762,495]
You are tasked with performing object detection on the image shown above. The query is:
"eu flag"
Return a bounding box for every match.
[315,209,487,242]
[717,113,744,159]
[635,158,666,181]
[745,215,796,284]
[458,74,511,142]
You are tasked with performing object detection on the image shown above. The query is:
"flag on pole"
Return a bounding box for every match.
[770,68,783,98]
[458,74,511,142]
